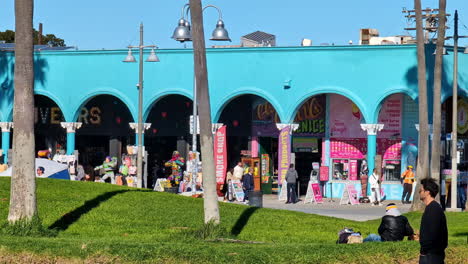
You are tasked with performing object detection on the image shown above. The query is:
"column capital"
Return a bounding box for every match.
[212,123,224,134]
[360,123,384,135]
[129,123,152,133]
[60,122,82,133]
[0,122,14,132]
[275,123,299,134]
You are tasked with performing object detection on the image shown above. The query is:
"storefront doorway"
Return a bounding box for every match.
[75,95,134,169]
[145,94,192,184]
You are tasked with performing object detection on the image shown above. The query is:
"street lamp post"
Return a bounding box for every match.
[172,2,230,195]
[123,23,159,188]
[446,10,468,211]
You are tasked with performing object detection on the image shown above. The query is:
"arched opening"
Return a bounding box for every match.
[34,95,65,155]
[145,94,193,186]
[442,96,468,171]
[75,95,134,169]
[377,93,418,182]
[217,94,280,193]
[291,94,366,195]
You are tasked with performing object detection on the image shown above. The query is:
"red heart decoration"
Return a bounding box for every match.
[161,112,167,118]
[232,120,239,127]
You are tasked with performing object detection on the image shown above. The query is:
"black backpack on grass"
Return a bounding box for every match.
[336,228,354,244]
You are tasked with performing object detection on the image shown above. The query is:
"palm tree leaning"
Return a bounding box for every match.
[8,0,38,223]
[189,0,220,224]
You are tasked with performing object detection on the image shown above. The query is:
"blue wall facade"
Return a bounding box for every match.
[1,44,468,199]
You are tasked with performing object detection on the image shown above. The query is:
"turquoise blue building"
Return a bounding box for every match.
[1,44,467,200]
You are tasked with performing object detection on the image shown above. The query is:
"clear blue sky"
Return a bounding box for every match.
[1,0,467,50]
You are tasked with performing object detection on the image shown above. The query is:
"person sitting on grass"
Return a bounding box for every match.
[364,203,414,242]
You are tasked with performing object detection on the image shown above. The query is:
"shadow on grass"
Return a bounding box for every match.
[48,190,128,232]
[230,207,259,236]
[453,232,468,237]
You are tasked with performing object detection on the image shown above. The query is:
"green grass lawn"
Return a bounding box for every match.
[0,178,466,263]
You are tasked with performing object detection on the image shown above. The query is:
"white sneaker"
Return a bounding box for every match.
[378,203,383,206]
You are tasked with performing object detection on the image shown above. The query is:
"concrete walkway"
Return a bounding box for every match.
[254,195,411,221]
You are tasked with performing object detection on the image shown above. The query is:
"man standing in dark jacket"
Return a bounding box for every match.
[285,164,298,204]
[378,203,414,241]
[241,168,254,203]
[419,178,448,264]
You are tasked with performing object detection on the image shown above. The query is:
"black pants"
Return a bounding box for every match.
[287,183,297,203]
[402,183,413,202]
[419,253,445,264]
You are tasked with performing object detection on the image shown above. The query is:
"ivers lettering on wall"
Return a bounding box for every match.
[34,107,102,125]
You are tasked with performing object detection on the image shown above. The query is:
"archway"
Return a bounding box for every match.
[376,93,418,182]
[291,94,366,195]
[75,95,134,169]
[145,95,193,186]
[34,95,65,155]
[217,94,280,191]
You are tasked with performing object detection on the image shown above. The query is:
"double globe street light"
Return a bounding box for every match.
[123,23,159,188]
[172,3,230,195]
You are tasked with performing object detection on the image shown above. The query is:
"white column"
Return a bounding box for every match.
[276,123,299,134]
[211,123,224,134]
[61,122,82,155]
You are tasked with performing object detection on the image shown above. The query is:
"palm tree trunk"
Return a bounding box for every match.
[189,0,220,224]
[8,0,37,222]
[430,0,446,202]
[411,0,430,212]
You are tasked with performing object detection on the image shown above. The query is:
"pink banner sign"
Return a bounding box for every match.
[251,136,259,158]
[347,184,360,205]
[214,125,227,184]
[312,183,323,203]
[330,138,367,159]
[349,160,358,180]
[329,94,367,138]
[319,166,329,181]
[378,94,402,139]
[278,126,291,185]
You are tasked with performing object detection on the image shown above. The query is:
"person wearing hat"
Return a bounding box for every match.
[363,203,415,242]
[401,165,415,204]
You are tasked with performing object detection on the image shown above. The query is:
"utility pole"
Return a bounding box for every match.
[402,7,450,43]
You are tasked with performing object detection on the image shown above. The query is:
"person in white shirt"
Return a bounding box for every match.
[369,168,382,206]
[233,161,244,181]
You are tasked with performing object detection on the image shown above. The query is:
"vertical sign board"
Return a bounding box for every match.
[304,182,324,204]
[312,183,323,203]
[340,183,360,205]
[278,126,291,185]
[349,160,358,180]
[231,180,245,202]
[261,154,270,183]
[319,166,329,181]
[214,126,227,184]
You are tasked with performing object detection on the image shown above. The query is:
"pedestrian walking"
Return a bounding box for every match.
[419,178,448,264]
[233,161,244,181]
[369,168,382,206]
[285,163,298,204]
[401,166,415,204]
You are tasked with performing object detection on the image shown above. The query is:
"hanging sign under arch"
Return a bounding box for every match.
[457,99,468,135]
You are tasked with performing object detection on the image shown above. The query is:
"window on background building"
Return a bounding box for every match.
[383,160,401,181]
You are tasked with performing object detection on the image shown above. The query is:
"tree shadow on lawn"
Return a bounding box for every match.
[230,207,259,236]
[48,190,129,232]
